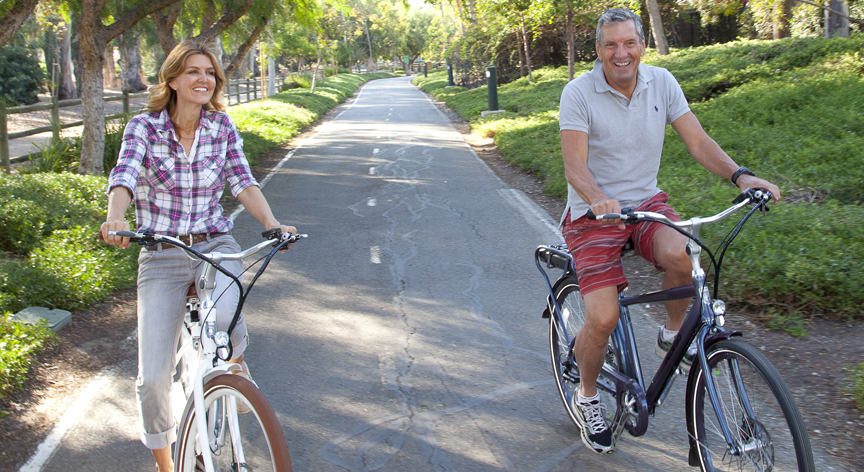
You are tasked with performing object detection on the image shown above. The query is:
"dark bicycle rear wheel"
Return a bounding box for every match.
[688,340,814,471]
[548,278,620,435]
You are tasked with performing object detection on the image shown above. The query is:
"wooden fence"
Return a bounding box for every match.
[1,78,262,173]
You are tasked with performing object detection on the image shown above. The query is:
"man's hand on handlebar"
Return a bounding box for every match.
[737,174,781,203]
[589,199,626,230]
[100,219,131,249]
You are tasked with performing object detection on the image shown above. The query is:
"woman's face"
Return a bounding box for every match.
[169,54,216,109]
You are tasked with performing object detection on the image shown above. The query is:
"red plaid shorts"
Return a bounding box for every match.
[562,191,681,296]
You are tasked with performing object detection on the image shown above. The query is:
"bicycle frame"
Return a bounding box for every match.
[537,189,771,455]
[112,230,303,472]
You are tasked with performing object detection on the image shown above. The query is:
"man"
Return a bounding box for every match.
[558,8,781,454]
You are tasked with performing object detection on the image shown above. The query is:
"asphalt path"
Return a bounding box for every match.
[26,76,842,471]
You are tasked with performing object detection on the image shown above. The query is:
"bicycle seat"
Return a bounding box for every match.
[186,285,197,298]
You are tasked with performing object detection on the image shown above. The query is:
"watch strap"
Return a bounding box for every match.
[731,166,755,186]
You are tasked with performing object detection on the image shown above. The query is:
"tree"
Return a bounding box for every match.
[0,0,40,48]
[151,0,256,56]
[645,0,669,54]
[77,0,182,175]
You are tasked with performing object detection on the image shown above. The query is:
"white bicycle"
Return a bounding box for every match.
[111,229,303,472]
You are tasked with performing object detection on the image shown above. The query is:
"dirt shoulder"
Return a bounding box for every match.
[1,89,862,472]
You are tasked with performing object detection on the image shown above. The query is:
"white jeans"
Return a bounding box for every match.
[135,234,248,450]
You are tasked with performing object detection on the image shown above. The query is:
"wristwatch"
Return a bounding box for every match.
[731,166,755,186]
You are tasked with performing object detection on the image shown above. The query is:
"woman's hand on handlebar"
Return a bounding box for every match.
[100,219,131,249]
[589,199,626,230]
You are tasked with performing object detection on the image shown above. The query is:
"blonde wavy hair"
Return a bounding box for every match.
[146,40,226,115]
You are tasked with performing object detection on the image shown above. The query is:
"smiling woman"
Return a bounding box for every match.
[98,39,297,472]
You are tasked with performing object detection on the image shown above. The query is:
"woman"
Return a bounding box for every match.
[100,40,295,471]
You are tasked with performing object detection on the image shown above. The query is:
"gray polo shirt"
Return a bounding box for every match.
[558,60,690,226]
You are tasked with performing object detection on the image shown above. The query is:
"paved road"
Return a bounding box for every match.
[26,76,842,471]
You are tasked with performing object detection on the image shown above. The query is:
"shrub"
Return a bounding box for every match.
[0,314,57,398]
[0,44,45,106]
[852,362,864,411]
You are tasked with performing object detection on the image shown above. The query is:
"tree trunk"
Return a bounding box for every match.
[364,17,374,71]
[152,3,182,55]
[78,3,109,175]
[224,20,268,79]
[59,23,77,100]
[78,0,182,175]
[267,50,276,95]
[516,28,525,78]
[519,12,533,83]
[646,0,669,55]
[120,32,148,92]
[0,0,39,48]
[104,43,119,88]
[773,0,794,38]
[566,4,575,81]
[72,12,84,97]
[311,35,322,92]
[194,0,254,45]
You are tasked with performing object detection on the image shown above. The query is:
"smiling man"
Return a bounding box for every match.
[557,8,780,454]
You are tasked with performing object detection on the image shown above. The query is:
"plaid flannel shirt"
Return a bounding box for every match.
[107,109,258,236]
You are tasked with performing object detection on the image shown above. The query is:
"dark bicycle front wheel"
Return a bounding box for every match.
[688,340,814,471]
[175,373,292,472]
[548,278,620,434]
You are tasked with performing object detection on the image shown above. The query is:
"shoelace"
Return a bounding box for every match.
[579,400,608,434]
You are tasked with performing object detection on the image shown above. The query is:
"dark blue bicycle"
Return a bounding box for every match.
[536,189,814,471]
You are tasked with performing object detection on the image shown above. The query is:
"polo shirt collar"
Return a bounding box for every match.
[592,59,653,99]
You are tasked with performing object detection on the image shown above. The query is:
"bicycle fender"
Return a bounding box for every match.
[541,276,579,319]
[683,331,742,466]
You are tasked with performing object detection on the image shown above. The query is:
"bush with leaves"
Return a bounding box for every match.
[0,314,56,399]
[0,44,45,106]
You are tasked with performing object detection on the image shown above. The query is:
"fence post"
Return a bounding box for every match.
[123,89,130,116]
[254,77,258,100]
[51,93,60,144]
[246,79,251,103]
[0,102,8,174]
[447,64,454,86]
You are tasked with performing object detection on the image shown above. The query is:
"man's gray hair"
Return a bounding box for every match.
[596,8,645,44]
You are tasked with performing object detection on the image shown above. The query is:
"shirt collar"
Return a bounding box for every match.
[153,108,217,138]
[592,60,653,99]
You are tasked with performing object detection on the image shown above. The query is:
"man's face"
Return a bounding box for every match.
[595,19,645,96]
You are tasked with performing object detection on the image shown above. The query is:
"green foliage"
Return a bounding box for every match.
[0,44,45,106]
[851,362,864,411]
[415,37,864,318]
[644,35,864,102]
[0,314,56,398]
[25,137,81,174]
[0,226,138,314]
[0,174,107,255]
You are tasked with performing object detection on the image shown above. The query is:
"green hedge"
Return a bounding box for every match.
[0,314,56,400]
[414,35,864,318]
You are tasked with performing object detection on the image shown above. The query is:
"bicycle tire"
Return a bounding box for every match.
[687,339,814,472]
[548,278,621,435]
[175,373,292,472]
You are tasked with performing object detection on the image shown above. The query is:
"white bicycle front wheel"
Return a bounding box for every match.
[174,374,292,472]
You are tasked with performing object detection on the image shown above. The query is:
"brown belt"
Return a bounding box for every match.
[145,232,228,251]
